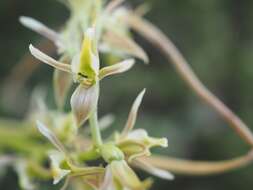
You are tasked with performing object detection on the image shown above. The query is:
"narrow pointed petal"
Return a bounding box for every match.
[121,89,146,136]
[20,16,62,46]
[29,44,71,73]
[49,151,71,185]
[53,69,73,109]
[105,0,125,12]
[110,160,151,190]
[15,160,35,190]
[36,121,67,153]
[99,59,135,80]
[127,129,168,148]
[99,166,116,190]
[133,159,174,180]
[71,84,99,126]
[54,170,70,185]
[102,31,149,63]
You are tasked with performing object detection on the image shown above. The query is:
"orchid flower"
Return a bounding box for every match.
[29,28,135,126]
[114,90,168,161]
[113,90,174,180]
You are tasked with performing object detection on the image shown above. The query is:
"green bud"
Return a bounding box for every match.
[100,143,124,163]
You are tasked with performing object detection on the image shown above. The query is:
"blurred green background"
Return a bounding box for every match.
[1,0,253,189]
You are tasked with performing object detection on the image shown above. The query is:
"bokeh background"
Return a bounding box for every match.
[1,0,253,189]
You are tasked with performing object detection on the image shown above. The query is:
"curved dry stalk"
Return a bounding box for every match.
[138,151,253,175]
[123,13,253,147]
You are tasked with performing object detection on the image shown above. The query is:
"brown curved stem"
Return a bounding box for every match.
[138,151,253,175]
[124,13,253,146]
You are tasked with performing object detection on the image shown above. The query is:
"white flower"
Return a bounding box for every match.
[30,28,135,126]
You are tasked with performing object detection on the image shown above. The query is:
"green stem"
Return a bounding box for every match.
[89,111,103,147]
[77,147,101,161]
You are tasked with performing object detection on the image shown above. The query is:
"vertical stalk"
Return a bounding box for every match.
[89,110,103,147]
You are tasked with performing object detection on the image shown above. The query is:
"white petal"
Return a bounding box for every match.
[36,121,66,153]
[127,129,148,140]
[99,59,135,80]
[29,44,71,73]
[71,84,99,126]
[134,159,174,180]
[86,28,95,40]
[91,53,100,75]
[127,129,168,148]
[99,166,116,190]
[20,16,62,46]
[121,89,146,136]
[102,30,149,63]
[53,170,71,185]
[15,160,35,190]
[71,53,81,74]
[49,151,71,185]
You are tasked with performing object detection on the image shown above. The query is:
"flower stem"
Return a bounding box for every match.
[89,111,103,147]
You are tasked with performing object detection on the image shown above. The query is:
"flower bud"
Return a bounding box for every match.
[70,84,99,126]
[100,143,124,163]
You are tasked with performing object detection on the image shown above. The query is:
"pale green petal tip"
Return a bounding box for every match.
[159,138,168,147]
[148,137,168,148]
[53,169,71,185]
[49,151,71,185]
[19,16,41,30]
